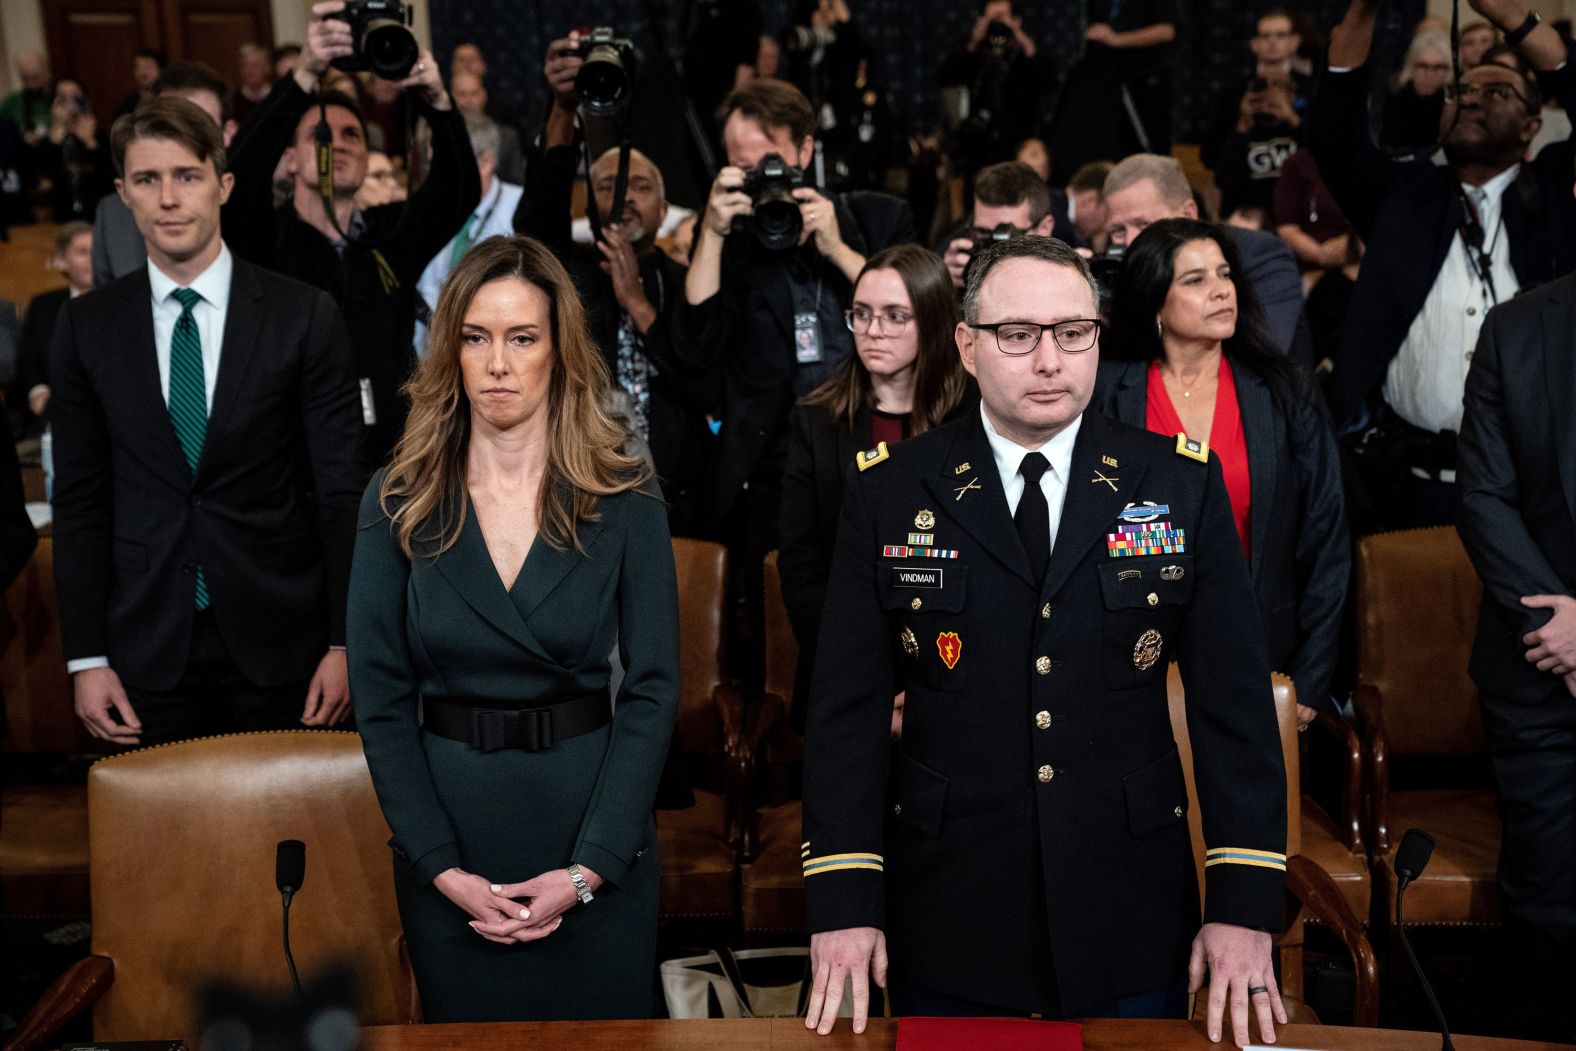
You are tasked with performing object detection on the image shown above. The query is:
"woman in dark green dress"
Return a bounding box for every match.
[348,235,679,1021]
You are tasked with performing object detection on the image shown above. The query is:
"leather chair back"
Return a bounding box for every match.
[1356,527,1484,756]
[1,539,95,753]
[87,731,411,1039]
[1167,666,1300,910]
[761,552,796,707]
[672,538,729,756]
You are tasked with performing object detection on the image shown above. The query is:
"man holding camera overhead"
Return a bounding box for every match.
[681,79,915,556]
[222,0,480,467]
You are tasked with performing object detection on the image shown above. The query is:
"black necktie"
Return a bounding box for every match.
[1015,452,1051,585]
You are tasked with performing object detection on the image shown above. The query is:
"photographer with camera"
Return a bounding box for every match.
[938,0,1054,170]
[938,159,1057,290]
[1309,0,1576,529]
[1212,67,1304,227]
[221,0,479,468]
[514,33,715,536]
[681,78,914,549]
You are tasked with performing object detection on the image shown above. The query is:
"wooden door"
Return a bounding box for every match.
[43,0,274,128]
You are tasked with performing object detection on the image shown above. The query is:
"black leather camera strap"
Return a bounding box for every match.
[423,689,612,752]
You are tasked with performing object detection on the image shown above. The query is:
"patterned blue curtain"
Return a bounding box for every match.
[427,0,1347,146]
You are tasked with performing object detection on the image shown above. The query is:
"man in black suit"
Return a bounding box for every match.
[1101,154,1313,365]
[802,238,1287,1044]
[1309,0,1576,529]
[939,160,1061,291]
[681,78,915,545]
[50,96,363,747]
[1458,251,1576,1043]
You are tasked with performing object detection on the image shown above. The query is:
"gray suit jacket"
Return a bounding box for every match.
[1227,225,1313,368]
[91,193,147,287]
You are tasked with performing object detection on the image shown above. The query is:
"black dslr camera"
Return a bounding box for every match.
[574,28,639,116]
[739,153,806,251]
[330,0,418,81]
[971,221,1019,256]
[984,20,1015,58]
[1089,243,1126,315]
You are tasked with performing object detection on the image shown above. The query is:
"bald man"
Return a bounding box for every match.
[515,36,715,534]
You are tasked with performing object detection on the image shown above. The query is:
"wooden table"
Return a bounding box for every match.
[361,1018,1572,1050]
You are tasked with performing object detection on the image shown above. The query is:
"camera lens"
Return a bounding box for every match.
[362,18,419,80]
[577,44,632,116]
[753,192,802,252]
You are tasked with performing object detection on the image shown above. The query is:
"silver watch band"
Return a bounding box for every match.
[567,863,594,905]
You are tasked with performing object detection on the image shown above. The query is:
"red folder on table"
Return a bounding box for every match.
[896,1017,1084,1050]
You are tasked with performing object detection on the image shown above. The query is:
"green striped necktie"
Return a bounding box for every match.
[169,287,210,610]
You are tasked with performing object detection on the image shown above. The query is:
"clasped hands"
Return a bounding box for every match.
[434,864,603,944]
[804,922,1285,1045]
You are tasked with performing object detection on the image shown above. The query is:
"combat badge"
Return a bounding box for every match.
[1175,434,1209,463]
[914,509,936,530]
[936,631,962,670]
[900,626,920,657]
[1133,629,1164,671]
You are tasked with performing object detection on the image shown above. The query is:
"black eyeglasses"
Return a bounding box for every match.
[970,318,1102,355]
[1443,82,1528,106]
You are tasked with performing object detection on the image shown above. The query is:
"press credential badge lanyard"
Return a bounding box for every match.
[791,257,826,365]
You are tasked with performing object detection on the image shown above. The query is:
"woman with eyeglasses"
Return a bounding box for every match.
[1097,218,1349,727]
[779,244,972,732]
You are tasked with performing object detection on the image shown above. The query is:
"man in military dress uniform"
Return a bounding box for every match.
[800,238,1288,1045]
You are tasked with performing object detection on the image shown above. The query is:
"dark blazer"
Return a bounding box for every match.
[514,145,719,534]
[1458,272,1576,703]
[1307,62,1576,430]
[779,389,977,729]
[0,431,36,742]
[672,191,917,523]
[49,259,365,692]
[802,409,1286,1014]
[223,76,481,465]
[15,286,68,429]
[1226,226,1315,368]
[1096,359,1349,710]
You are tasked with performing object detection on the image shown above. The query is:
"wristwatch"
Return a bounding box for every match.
[1504,10,1541,48]
[567,863,595,905]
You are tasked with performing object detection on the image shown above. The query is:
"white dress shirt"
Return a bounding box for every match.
[1383,164,1520,436]
[66,246,233,676]
[980,402,1082,553]
[147,244,233,413]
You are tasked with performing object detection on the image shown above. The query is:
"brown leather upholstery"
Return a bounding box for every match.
[2,540,95,918]
[656,538,737,924]
[1,539,95,753]
[1167,666,1380,1028]
[1299,803,1371,923]
[1355,527,1500,927]
[1375,789,1501,926]
[739,553,807,939]
[5,731,415,1049]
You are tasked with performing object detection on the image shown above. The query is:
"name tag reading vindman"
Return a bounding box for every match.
[891,567,944,589]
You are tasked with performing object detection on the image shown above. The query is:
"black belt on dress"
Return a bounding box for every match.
[423,689,611,753]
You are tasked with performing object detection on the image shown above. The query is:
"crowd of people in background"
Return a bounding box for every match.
[2,0,1576,1041]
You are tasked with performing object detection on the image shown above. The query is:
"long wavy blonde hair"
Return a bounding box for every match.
[379,235,650,557]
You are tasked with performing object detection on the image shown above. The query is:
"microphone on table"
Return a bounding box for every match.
[275,839,307,998]
[1395,829,1454,1051]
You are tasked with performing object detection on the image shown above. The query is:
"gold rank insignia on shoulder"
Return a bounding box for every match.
[1175,434,1209,463]
[914,508,936,530]
[856,441,890,472]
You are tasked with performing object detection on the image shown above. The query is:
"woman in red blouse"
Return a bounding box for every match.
[1096,218,1349,727]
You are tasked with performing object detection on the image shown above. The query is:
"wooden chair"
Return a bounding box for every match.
[1354,527,1500,928]
[1166,665,1380,1028]
[1297,706,1371,930]
[655,538,743,932]
[0,538,96,918]
[2,731,418,1051]
[737,551,806,942]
